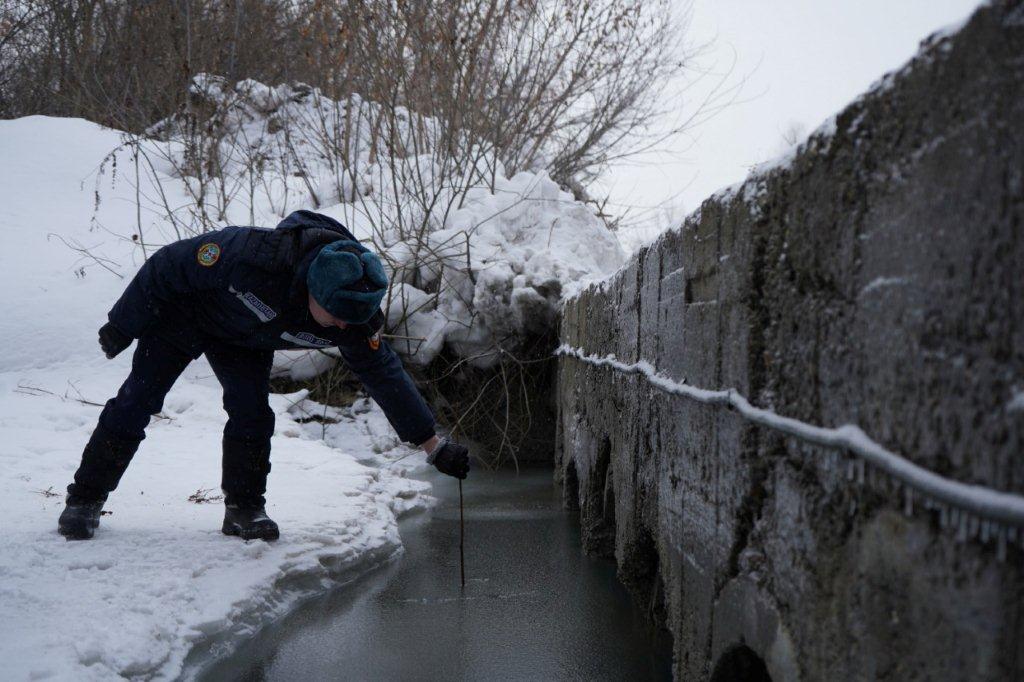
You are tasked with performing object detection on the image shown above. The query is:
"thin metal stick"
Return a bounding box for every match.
[459,478,466,588]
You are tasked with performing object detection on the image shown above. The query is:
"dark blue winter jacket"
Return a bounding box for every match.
[108,210,436,445]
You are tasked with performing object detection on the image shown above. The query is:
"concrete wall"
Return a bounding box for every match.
[557,3,1024,680]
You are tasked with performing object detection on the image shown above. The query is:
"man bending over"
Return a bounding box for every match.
[58,210,469,541]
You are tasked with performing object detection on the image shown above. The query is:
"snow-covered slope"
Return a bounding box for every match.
[0,116,432,680]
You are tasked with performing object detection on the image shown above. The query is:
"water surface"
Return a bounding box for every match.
[203,467,671,681]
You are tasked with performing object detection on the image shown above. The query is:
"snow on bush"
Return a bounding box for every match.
[144,75,625,370]
[390,169,625,365]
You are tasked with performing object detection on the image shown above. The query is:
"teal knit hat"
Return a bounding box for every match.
[307,240,389,324]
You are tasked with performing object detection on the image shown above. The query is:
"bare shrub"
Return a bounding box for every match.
[298,0,692,199]
[5,0,695,195]
[15,0,710,467]
[1,0,302,131]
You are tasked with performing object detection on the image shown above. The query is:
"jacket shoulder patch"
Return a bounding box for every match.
[197,243,221,267]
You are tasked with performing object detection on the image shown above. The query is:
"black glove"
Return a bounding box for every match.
[98,322,132,359]
[428,438,470,479]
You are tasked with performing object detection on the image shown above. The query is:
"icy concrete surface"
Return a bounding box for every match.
[557,3,1024,679]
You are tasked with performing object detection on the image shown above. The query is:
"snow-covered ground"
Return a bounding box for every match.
[0,116,433,680]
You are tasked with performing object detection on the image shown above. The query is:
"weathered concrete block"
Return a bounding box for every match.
[558,2,1024,679]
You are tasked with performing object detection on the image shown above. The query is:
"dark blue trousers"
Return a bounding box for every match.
[71,334,276,506]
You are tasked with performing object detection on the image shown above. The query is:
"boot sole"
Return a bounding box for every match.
[222,522,280,542]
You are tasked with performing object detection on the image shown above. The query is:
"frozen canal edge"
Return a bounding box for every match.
[180,534,406,679]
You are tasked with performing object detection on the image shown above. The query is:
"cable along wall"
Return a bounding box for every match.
[558,345,1024,561]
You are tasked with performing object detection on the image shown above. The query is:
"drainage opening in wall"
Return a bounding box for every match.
[619,526,667,628]
[709,644,772,682]
[580,436,616,556]
[563,459,580,512]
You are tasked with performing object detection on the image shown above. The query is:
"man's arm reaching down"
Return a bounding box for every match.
[338,340,469,478]
[337,338,437,445]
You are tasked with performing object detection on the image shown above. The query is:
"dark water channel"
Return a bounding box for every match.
[203,466,671,681]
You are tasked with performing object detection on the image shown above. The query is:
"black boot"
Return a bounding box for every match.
[222,504,280,541]
[221,437,276,540]
[58,492,106,540]
[59,424,139,540]
[68,423,142,500]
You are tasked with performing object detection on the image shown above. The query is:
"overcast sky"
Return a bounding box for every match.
[601,0,983,245]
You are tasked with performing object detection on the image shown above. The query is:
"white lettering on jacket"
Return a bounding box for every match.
[229,285,277,322]
[280,331,333,347]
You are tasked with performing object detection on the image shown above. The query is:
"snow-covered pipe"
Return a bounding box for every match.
[556,344,1024,531]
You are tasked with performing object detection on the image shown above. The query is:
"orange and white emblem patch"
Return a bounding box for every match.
[197,243,221,267]
[368,331,381,351]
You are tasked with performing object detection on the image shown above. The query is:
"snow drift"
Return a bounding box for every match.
[0,116,432,680]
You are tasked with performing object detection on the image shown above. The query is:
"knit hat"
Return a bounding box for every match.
[307,240,389,324]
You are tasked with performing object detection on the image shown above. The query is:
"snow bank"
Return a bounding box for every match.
[0,366,430,680]
[149,76,625,368]
[394,169,625,365]
[0,116,434,679]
